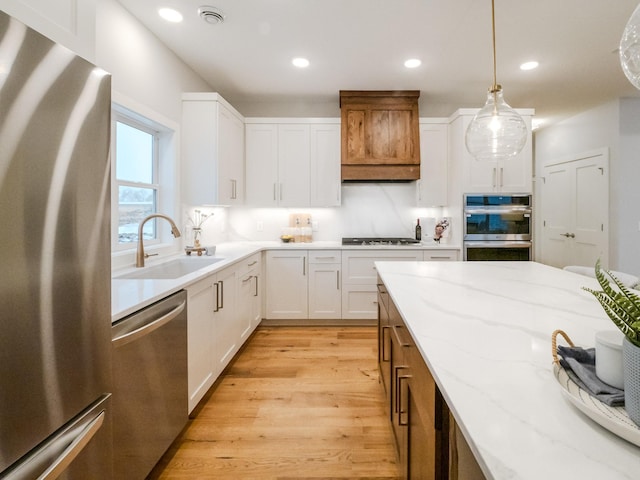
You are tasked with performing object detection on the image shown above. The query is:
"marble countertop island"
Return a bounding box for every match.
[375,260,640,480]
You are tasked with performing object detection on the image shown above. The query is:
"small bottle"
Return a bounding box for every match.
[415,218,422,241]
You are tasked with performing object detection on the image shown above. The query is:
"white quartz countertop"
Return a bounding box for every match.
[111,240,460,322]
[375,260,640,480]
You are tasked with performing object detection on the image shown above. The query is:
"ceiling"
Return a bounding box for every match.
[116,0,640,128]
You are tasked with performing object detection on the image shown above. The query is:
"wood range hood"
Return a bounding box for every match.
[340,90,420,182]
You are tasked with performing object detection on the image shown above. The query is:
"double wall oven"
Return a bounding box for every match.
[463,194,532,261]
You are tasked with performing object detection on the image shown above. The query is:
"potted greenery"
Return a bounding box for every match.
[583,259,640,425]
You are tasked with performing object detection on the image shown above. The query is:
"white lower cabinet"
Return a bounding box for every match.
[187,274,217,413]
[341,250,424,320]
[265,250,308,319]
[308,251,341,319]
[237,253,262,341]
[214,265,239,373]
[187,263,240,413]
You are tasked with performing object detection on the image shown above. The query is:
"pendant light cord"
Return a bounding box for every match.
[491,0,498,92]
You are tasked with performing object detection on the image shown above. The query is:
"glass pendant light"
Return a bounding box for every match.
[465,0,527,161]
[620,3,640,90]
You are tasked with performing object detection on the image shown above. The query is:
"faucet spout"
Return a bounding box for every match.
[136,214,181,267]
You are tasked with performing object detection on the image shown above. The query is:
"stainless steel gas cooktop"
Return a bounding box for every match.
[341,237,422,246]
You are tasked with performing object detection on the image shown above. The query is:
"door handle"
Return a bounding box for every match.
[37,411,105,480]
[560,232,575,238]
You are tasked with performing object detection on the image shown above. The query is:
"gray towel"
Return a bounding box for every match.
[557,345,625,407]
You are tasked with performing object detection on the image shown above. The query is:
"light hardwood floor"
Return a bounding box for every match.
[148,326,402,479]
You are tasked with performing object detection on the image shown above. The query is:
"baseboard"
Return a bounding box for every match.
[260,318,377,327]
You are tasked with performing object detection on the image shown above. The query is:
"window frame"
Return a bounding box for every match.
[110,98,180,258]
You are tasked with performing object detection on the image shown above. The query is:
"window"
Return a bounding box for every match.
[111,101,179,256]
[114,115,159,244]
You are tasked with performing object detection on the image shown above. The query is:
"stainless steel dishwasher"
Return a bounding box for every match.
[111,290,188,479]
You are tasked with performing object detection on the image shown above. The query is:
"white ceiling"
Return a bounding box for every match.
[116,0,640,128]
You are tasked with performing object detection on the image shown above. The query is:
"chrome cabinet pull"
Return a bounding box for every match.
[492,167,497,188]
[254,275,259,297]
[500,167,504,187]
[219,280,224,309]
[214,282,220,312]
[248,260,258,267]
[231,179,237,199]
[302,257,306,276]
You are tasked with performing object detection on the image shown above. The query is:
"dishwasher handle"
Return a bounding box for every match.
[113,300,186,348]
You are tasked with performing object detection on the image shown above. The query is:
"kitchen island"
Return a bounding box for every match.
[375,261,640,479]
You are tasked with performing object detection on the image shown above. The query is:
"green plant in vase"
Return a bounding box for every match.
[583,259,640,425]
[583,260,640,347]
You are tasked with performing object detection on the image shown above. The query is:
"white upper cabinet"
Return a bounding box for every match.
[278,124,311,207]
[182,93,245,206]
[416,120,448,206]
[310,123,341,207]
[245,119,341,207]
[0,0,96,61]
[449,109,534,194]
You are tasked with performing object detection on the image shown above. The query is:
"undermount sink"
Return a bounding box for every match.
[116,257,224,280]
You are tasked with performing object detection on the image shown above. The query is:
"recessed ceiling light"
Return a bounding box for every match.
[520,61,539,71]
[158,7,183,23]
[292,57,310,68]
[404,59,421,68]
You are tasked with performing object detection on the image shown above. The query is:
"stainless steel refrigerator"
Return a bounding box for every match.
[0,10,113,479]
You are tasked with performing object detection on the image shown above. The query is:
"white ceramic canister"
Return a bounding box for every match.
[595,329,625,389]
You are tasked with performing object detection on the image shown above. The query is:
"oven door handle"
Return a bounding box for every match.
[465,207,531,215]
[464,241,532,248]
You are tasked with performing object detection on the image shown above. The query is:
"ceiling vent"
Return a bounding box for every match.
[198,6,225,25]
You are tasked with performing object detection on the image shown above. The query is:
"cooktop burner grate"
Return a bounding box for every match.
[341,237,422,246]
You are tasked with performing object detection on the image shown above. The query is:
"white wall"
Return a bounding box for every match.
[534,98,640,274]
[618,98,640,273]
[96,0,211,122]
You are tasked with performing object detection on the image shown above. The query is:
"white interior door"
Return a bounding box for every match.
[573,159,608,266]
[540,149,608,268]
[541,163,572,267]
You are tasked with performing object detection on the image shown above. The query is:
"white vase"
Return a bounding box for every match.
[623,336,640,426]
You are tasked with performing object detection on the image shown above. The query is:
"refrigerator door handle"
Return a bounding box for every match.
[37,411,105,480]
[3,399,108,480]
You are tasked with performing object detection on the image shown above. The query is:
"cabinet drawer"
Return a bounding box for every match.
[341,285,378,319]
[342,250,422,284]
[423,250,459,261]
[236,252,261,277]
[308,250,341,264]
